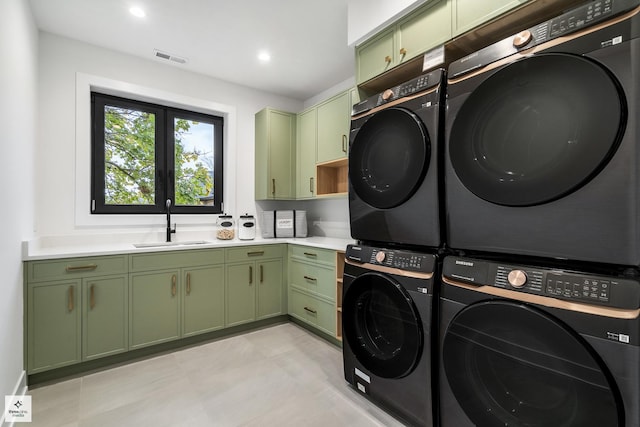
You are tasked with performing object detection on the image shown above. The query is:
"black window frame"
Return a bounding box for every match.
[91,92,224,215]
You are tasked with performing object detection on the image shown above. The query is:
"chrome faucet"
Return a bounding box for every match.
[166,199,176,242]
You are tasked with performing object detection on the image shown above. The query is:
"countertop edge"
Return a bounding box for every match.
[23,237,355,261]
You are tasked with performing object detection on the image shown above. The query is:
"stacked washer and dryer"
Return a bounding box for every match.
[342,0,640,426]
[342,69,445,426]
[441,0,640,426]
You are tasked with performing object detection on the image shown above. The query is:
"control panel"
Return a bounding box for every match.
[442,256,640,310]
[449,0,637,78]
[346,244,435,274]
[351,68,443,116]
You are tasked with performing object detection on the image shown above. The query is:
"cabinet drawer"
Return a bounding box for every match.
[288,245,336,266]
[130,249,223,272]
[289,260,336,300]
[225,245,284,263]
[27,255,128,282]
[289,288,335,336]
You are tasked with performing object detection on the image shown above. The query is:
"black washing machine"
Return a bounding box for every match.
[342,244,437,426]
[439,255,640,426]
[349,68,444,249]
[445,0,640,266]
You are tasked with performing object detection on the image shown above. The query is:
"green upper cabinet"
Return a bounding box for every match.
[452,0,529,37]
[356,28,396,85]
[356,0,451,85]
[255,108,296,200]
[316,90,351,164]
[297,108,317,199]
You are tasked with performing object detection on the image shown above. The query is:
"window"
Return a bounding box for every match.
[91,93,223,214]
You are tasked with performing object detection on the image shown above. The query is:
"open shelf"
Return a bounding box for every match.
[317,158,348,197]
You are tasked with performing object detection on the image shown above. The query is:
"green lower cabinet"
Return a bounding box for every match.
[83,275,128,360]
[288,287,335,336]
[226,259,284,327]
[182,265,225,337]
[257,259,284,320]
[129,270,181,349]
[28,280,82,373]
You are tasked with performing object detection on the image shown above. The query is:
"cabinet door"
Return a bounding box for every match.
[317,91,350,163]
[28,280,81,373]
[356,28,395,84]
[396,0,451,64]
[269,110,296,199]
[182,265,225,337]
[83,275,128,360]
[297,109,317,199]
[257,259,284,320]
[452,0,528,36]
[130,270,180,349]
[226,263,256,327]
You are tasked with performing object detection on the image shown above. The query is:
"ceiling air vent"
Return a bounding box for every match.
[153,49,188,64]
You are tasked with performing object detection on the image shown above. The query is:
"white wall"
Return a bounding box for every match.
[347,0,427,46]
[37,33,303,239]
[0,0,38,410]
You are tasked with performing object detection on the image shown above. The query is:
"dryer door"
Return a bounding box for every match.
[449,53,626,206]
[343,272,423,379]
[349,107,429,209]
[442,300,622,426]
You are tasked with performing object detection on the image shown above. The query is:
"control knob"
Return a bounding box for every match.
[382,89,395,101]
[508,270,528,288]
[513,30,533,48]
[375,251,386,263]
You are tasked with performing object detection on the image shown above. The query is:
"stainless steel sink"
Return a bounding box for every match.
[133,240,210,248]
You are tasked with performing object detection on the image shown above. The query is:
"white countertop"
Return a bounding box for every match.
[23,236,355,261]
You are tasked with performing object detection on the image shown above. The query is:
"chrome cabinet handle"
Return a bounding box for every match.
[171,275,177,296]
[66,264,97,272]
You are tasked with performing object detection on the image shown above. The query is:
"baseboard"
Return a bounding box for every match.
[1,370,27,427]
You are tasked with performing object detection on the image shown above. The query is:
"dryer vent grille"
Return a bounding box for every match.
[153,49,188,64]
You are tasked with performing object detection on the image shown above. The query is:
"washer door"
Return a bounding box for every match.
[443,301,622,427]
[449,53,626,206]
[343,272,423,379]
[349,108,429,209]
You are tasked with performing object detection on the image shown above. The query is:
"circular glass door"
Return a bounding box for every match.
[343,272,422,379]
[443,301,622,426]
[449,53,626,206]
[349,108,429,209]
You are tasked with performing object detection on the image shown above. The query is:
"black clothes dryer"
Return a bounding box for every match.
[445,0,640,266]
[439,255,640,427]
[349,69,444,249]
[342,244,437,426]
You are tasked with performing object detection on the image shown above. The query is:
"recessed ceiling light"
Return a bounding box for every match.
[129,6,146,18]
[258,51,271,62]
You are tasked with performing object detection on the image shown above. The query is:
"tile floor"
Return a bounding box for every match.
[26,323,407,426]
